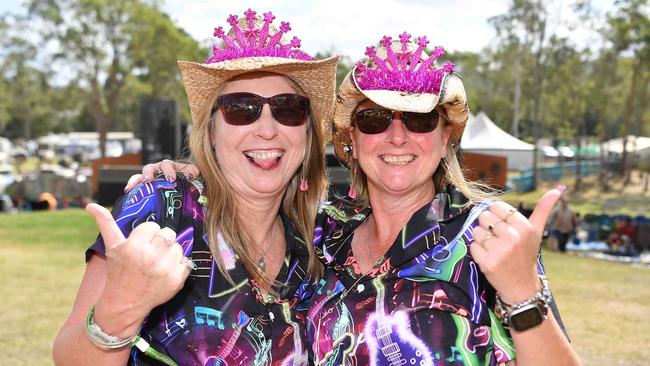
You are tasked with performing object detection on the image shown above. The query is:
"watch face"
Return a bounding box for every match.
[510,304,544,331]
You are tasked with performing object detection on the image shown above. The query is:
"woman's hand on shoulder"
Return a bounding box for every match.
[86,203,194,324]
[124,159,200,192]
[470,186,565,303]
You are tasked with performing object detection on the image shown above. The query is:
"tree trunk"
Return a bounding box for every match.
[599,141,610,191]
[512,54,521,138]
[530,2,547,191]
[23,118,32,140]
[621,58,641,184]
[96,116,109,159]
[574,130,582,191]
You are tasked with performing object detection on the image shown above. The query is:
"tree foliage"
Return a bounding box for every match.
[3,0,205,157]
[0,0,647,174]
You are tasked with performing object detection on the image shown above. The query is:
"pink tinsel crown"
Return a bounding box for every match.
[205,9,313,64]
[354,32,455,95]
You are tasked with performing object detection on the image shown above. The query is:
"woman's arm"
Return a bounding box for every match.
[509,311,579,365]
[52,255,137,365]
[471,187,581,365]
[53,204,191,365]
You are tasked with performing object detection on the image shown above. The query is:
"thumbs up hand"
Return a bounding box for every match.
[86,203,193,322]
[470,186,565,304]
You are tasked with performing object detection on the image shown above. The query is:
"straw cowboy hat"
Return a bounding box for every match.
[177,9,338,140]
[332,32,469,167]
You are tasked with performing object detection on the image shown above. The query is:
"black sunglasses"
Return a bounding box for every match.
[352,108,440,134]
[213,92,310,126]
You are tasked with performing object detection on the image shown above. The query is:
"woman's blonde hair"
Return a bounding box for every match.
[346,106,498,208]
[188,75,326,291]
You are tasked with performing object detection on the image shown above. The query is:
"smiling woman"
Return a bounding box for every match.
[209,73,310,197]
[52,9,337,366]
[307,32,582,365]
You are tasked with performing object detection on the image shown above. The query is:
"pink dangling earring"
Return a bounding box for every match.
[347,185,357,199]
[300,177,308,192]
[348,164,357,199]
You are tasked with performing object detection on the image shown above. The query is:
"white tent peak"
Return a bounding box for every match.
[460,111,534,170]
[461,111,534,150]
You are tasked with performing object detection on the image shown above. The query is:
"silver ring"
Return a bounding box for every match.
[503,209,517,223]
[180,257,197,270]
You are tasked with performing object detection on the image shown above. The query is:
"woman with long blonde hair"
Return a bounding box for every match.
[53,9,336,365]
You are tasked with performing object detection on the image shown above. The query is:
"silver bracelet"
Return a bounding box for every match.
[85,305,140,351]
[495,275,552,329]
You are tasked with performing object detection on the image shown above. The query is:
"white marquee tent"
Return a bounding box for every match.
[602,135,650,160]
[461,112,535,170]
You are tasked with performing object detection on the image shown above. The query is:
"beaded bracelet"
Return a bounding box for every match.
[495,274,552,328]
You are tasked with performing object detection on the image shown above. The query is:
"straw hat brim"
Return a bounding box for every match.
[178,56,339,143]
[332,70,469,167]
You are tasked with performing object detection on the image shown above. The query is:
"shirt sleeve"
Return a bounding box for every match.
[85,178,186,262]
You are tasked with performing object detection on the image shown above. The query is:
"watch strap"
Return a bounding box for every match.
[495,275,552,330]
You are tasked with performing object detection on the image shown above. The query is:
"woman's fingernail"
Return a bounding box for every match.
[557,184,566,193]
[143,175,150,182]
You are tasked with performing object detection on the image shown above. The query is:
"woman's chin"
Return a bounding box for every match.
[369,177,433,197]
[244,179,292,197]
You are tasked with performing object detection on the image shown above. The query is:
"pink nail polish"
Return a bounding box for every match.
[557,184,566,193]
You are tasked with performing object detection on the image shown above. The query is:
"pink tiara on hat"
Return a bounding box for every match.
[205,9,313,64]
[354,32,455,95]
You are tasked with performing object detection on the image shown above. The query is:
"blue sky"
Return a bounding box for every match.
[1,0,616,60]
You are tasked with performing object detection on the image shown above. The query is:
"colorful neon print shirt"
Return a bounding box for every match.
[87,176,311,365]
[305,186,562,366]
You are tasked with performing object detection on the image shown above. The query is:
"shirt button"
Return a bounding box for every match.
[357,284,365,293]
[269,312,275,321]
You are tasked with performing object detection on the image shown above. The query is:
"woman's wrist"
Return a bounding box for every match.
[495,274,552,332]
[85,305,141,350]
[93,296,147,338]
[495,272,541,304]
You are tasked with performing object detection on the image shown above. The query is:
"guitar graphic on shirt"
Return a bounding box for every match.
[317,333,355,366]
[365,277,434,366]
[206,311,251,366]
[398,202,489,282]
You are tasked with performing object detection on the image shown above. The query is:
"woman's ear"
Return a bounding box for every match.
[208,117,217,149]
[348,127,357,159]
[440,124,453,158]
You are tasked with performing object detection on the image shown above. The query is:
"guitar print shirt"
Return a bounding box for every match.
[87,175,311,365]
[305,185,563,366]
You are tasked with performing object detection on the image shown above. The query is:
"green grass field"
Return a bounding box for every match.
[1,208,649,365]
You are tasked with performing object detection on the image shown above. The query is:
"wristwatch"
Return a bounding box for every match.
[507,301,548,332]
[496,275,552,332]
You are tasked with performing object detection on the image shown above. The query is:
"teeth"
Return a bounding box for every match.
[245,150,284,160]
[381,155,415,165]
